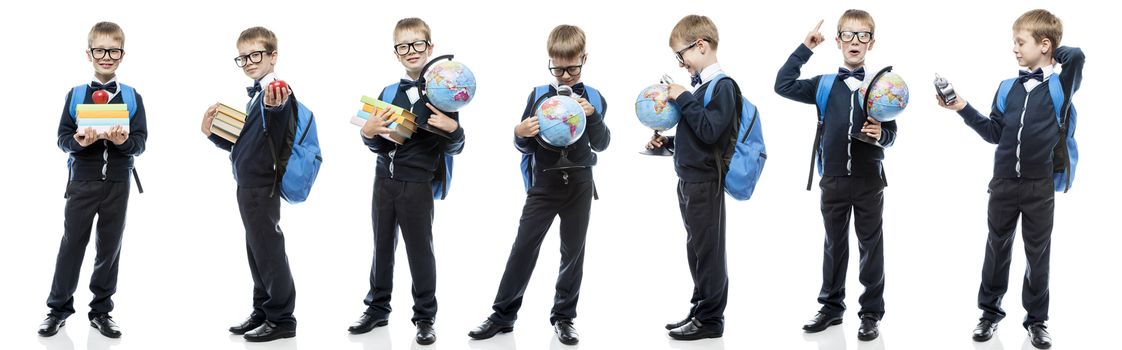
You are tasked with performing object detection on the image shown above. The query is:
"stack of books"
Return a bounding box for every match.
[352,96,417,144]
[210,103,246,143]
[76,104,129,137]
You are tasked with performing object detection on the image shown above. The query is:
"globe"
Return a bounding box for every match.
[424,60,476,112]
[635,84,680,131]
[859,71,909,122]
[536,95,586,147]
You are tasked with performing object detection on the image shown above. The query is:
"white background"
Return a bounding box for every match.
[1,1,1116,349]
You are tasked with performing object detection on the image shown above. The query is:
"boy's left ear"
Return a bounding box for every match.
[1040,38,1052,54]
[867,38,875,51]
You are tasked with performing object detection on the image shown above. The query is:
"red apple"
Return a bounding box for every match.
[269,80,287,90]
[92,90,110,104]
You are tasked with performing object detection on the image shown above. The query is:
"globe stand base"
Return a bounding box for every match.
[542,157,583,172]
[850,132,884,149]
[639,146,673,156]
[417,123,451,139]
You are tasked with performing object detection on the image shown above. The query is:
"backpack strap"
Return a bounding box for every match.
[807,75,835,191]
[815,75,835,123]
[381,82,401,104]
[702,74,738,192]
[994,78,1018,114]
[583,86,605,115]
[68,84,87,120]
[521,85,552,192]
[119,84,138,119]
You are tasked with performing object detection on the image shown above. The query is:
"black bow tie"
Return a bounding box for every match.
[838,67,865,81]
[1019,68,1044,83]
[400,78,419,90]
[690,74,703,87]
[90,81,118,94]
[246,81,261,98]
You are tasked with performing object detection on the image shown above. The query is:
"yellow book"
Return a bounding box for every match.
[215,103,247,123]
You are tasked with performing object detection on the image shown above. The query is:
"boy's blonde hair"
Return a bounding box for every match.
[88,22,125,47]
[237,27,278,52]
[837,9,875,33]
[547,25,586,60]
[395,18,432,42]
[669,15,719,49]
[1014,9,1063,47]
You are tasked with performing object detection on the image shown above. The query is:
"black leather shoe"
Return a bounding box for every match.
[1027,322,1052,349]
[468,319,513,340]
[554,319,579,345]
[229,316,265,335]
[857,316,879,341]
[244,321,295,342]
[415,319,436,345]
[38,316,65,337]
[348,314,388,334]
[973,319,998,342]
[803,312,843,333]
[665,317,691,330]
[90,314,121,338]
[668,318,722,341]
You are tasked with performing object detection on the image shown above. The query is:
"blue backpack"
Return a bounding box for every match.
[520,85,604,192]
[67,83,144,193]
[382,83,455,200]
[995,75,1078,192]
[259,91,322,204]
[702,74,767,201]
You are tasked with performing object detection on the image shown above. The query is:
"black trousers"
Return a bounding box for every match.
[978,177,1053,327]
[365,178,437,322]
[677,180,727,331]
[47,180,129,320]
[490,181,593,325]
[817,176,885,320]
[237,185,297,329]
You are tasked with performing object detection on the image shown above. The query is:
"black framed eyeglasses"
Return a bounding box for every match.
[89,48,124,60]
[548,61,584,77]
[674,39,706,64]
[394,40,430,56]
[234,50,271,68]
[837,31,874,43]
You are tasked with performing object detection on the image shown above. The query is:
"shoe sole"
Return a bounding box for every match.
[857,332,879,341]
[973,333,993,342]
[803,318,843,333]
[348,320,389,334]
[668,332,723,341]
[244,332,295,342]
[90,322,121,339]
[468,327,513,340]
[38,320,66,337]
[559,337,579,345]
[417,337,436,346]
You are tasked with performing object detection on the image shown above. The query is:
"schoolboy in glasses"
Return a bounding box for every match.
[39,21,148,340]
[200,26,298,343]
[468,24,609,346]
[648,14,738,341]
[774,9,897,341]
[347,17,464,346]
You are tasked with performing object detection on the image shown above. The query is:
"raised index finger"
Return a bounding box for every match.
[813,19,824,32]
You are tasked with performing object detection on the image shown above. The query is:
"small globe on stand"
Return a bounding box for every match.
[854,66,909,148]
[535,93,587,171]
[417,54,476,139]
[635,83,680,156]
